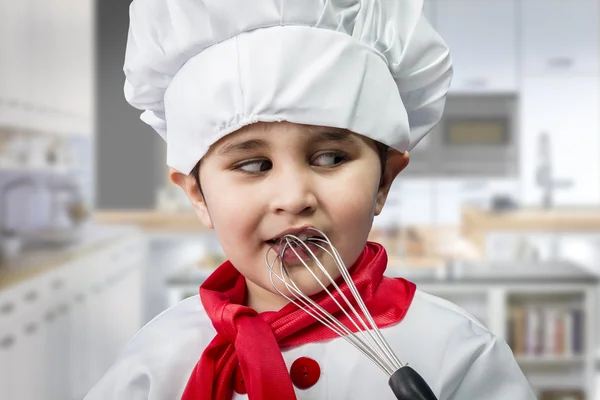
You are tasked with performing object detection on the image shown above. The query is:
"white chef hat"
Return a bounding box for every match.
[124,0,453,174]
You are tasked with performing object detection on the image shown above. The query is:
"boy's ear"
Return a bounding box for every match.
[169,168,213,229]
[374,150,409,216]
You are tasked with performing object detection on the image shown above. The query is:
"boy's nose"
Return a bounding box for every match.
[268,169,318,216]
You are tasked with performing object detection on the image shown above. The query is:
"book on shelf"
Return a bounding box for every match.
[508,305,584,358]
[539,389,584,400]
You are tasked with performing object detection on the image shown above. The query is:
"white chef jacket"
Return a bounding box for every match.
[85,290,536,399]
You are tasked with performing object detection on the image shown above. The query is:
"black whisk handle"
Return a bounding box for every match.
[388,366,438,400]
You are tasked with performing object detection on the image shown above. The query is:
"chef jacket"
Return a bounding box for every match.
[85,289,536,399]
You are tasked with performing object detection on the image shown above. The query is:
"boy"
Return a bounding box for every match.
[86,0,536,399]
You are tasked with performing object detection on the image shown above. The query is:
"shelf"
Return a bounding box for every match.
[516,354,586,366]
[0,166,74,174]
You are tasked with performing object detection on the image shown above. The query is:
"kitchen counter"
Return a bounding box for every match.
[166,258,598,287]
[93,210,203,231]
[390,259,599,284]
[94,210,481,266]
[462,206,600,254]
[0,224,141,290]
[462,206,600,232]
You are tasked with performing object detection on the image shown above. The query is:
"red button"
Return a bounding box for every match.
[290,357,320,389]
[232,365,247,394]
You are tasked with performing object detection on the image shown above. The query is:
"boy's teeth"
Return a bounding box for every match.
[298,233,309,241]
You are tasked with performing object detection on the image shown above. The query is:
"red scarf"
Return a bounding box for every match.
[181,242,416,400]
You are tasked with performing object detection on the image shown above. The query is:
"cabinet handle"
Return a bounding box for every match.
[0,335,15,349]
[0,302,15,315]
[24,322,38,335]
[546,57,573,69]
[51,279,64,290]
[57,303,69,314]
[45,310,56,322]
[461,181,487,190]
[463,78,488,88]
[24,291,39,303]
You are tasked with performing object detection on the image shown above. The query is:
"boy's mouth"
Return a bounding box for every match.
[265,227,326,246]
[265,228,327,261]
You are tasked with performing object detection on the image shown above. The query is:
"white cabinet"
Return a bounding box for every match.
[29,0,94,117]
[70,289,94,399]
[520,0,599,76]
[520,76,600,206]
[0,0,94,133]
[418,281,597,399]
[432,180,462,225]
[433,179,519,225]
[383,179,520,226]
[0,0,31,105]
[0,328,18,399]
[435,0,517,92]
[0,0,11,99]
[396,179,435,226]
[0,229,146,400]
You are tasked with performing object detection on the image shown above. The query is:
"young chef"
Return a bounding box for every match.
[85,0,536,399]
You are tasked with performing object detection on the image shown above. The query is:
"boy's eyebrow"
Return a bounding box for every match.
[216,126,359,156]
[216,138,270,156]
[307,126,361,145]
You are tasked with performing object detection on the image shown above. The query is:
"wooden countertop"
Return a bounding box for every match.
[462,206,600,231]
[461,206,600,253]
[96,207,600,233]
[94,210,482,268]
[93,210,204,231]
[0,225,139,290]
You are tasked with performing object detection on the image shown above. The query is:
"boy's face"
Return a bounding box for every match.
[171,122,409,312]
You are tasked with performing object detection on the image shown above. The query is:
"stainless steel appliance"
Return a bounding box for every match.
[407,94,518,177]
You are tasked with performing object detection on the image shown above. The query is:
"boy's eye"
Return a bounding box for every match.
[312,152,347,167]
[235,159,272,173]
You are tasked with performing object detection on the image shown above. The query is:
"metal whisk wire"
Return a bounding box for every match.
[265,228,404,377]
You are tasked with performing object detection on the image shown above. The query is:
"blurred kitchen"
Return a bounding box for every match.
[0,0,599,399]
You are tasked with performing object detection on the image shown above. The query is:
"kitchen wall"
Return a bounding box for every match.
[94,0,599,225]
[386,0,599,231]
[2,2,600,400]
[0,0,96,235]
[95,0,167,210]
[3,1,598,215]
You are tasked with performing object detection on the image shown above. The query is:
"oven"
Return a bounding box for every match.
[406,94,519,177]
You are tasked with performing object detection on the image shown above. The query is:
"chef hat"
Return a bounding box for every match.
[124,0,453,174]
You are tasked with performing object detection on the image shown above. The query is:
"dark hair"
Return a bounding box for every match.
[190,140,389,193]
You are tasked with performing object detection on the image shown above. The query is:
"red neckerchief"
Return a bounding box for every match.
[181,242,416,400]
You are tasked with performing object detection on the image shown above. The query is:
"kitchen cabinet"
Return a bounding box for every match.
[69,292,90,399]
[0,328,18,399]
[385,178,520,226]
[520,0,599,76]
[394,179,435,226]
[0,228,145,399]
[29,0,94,119]
[520,76,600,206]
[420,269,596,398]
[433,179,519,225]
[0,0,93,134]
[434,0,518,93]
[0,0,31,120]
[0,0,11,103]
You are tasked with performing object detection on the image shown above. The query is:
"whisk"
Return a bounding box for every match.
[265,228,438,400]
